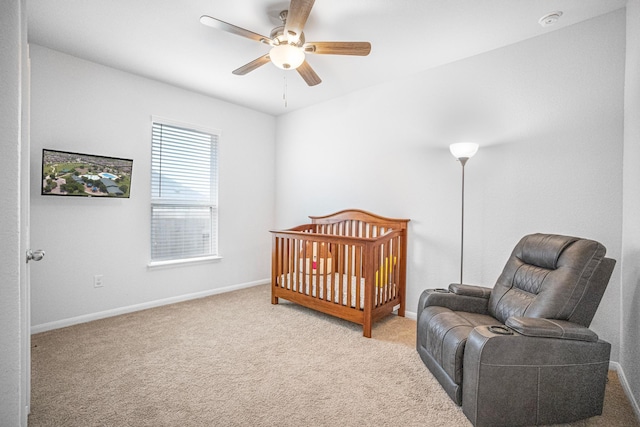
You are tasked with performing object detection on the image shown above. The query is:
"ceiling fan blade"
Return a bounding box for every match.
[304,42,371,56]
[200,15,272,45]
[296,60,321,86]
[232,54,271,75]
[284,0,315,42]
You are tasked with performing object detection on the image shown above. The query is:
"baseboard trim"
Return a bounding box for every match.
[31,279,270,334]
[405,310,417,320]
[609,361,640,421]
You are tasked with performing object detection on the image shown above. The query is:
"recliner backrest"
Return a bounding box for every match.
[488,233,611,327]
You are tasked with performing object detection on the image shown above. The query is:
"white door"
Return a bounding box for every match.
[19,41,31,424]
[19,41,43,425]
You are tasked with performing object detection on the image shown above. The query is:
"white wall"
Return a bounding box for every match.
[622,0,640,413]
[29,45,276,329]
[275,9,625,360]
[0,0,27,424]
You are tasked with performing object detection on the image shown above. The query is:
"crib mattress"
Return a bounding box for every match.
[279,273,393,308]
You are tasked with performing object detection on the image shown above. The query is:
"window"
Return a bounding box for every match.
[150,118,219,264]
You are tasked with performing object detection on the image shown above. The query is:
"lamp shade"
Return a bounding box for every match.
[269,44,305,70]
[449,142,479,160]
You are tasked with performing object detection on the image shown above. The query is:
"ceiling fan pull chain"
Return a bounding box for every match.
[283,75,288,108]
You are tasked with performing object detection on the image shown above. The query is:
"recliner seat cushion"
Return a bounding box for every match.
[418,306,499,385]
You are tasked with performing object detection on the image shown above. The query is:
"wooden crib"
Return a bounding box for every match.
[270,209,409,338]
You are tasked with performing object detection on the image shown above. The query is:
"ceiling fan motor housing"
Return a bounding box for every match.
[271,11,305,46]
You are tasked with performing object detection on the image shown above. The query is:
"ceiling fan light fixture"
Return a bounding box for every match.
[269,44,305,70]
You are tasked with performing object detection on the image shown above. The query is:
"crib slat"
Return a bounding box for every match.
[314,242,321,300]
[292,238,299,292]
[339,243,345,305]
[278,237,283,290]
[282,237,289,292]
[393,235,400,300]
[284,237,288,291]
[292,238,298,293]
[324,242,332,303]
[383,243,388,306]
[377,243,383,307]
[384,238,390,304]
[376,243,382,307]
[301,238,308,294]
[346,244,350,306]
[355,245,362,310]
[288,237,294,292]
[336,242,343,303]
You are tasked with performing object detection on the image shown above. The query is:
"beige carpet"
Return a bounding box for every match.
[29,285,639,427]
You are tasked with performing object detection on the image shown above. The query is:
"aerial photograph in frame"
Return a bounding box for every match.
[41,149,133,198]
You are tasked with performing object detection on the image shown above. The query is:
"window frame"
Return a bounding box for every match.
[148,116,221,268]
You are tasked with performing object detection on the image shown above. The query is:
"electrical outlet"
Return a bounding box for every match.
[93,274,104,288]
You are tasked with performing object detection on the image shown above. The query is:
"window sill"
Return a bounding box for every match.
[148,255,222,269]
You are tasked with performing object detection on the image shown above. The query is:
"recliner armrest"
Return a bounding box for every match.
[448,283,491,299]
[505,317,599,342]
[417,287,490,318]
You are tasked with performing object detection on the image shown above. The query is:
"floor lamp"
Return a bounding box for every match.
[449,142,479,285]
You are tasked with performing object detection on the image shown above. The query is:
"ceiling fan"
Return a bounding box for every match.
[200,0,371,86]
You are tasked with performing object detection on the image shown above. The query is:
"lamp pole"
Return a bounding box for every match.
[449,143,479,286]
[459,157,468,286]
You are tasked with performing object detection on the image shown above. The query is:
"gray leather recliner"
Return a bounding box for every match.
[417,233,616,427]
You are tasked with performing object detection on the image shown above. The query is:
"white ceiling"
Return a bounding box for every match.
[27,0,627,116]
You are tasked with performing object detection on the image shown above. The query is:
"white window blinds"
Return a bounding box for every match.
[151,121,219,262]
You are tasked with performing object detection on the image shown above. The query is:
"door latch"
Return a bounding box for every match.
[26,249,45,263]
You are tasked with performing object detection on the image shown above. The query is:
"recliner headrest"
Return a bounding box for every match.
[518,234,579,270]
[489,233,610,326]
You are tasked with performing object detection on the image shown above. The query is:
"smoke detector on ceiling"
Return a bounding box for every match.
[539,11,563,27]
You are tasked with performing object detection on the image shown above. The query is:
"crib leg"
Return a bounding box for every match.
[271,295,278,305]
[363,320,372,338]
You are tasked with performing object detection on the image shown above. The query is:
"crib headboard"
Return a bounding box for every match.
[308,209,409,238]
